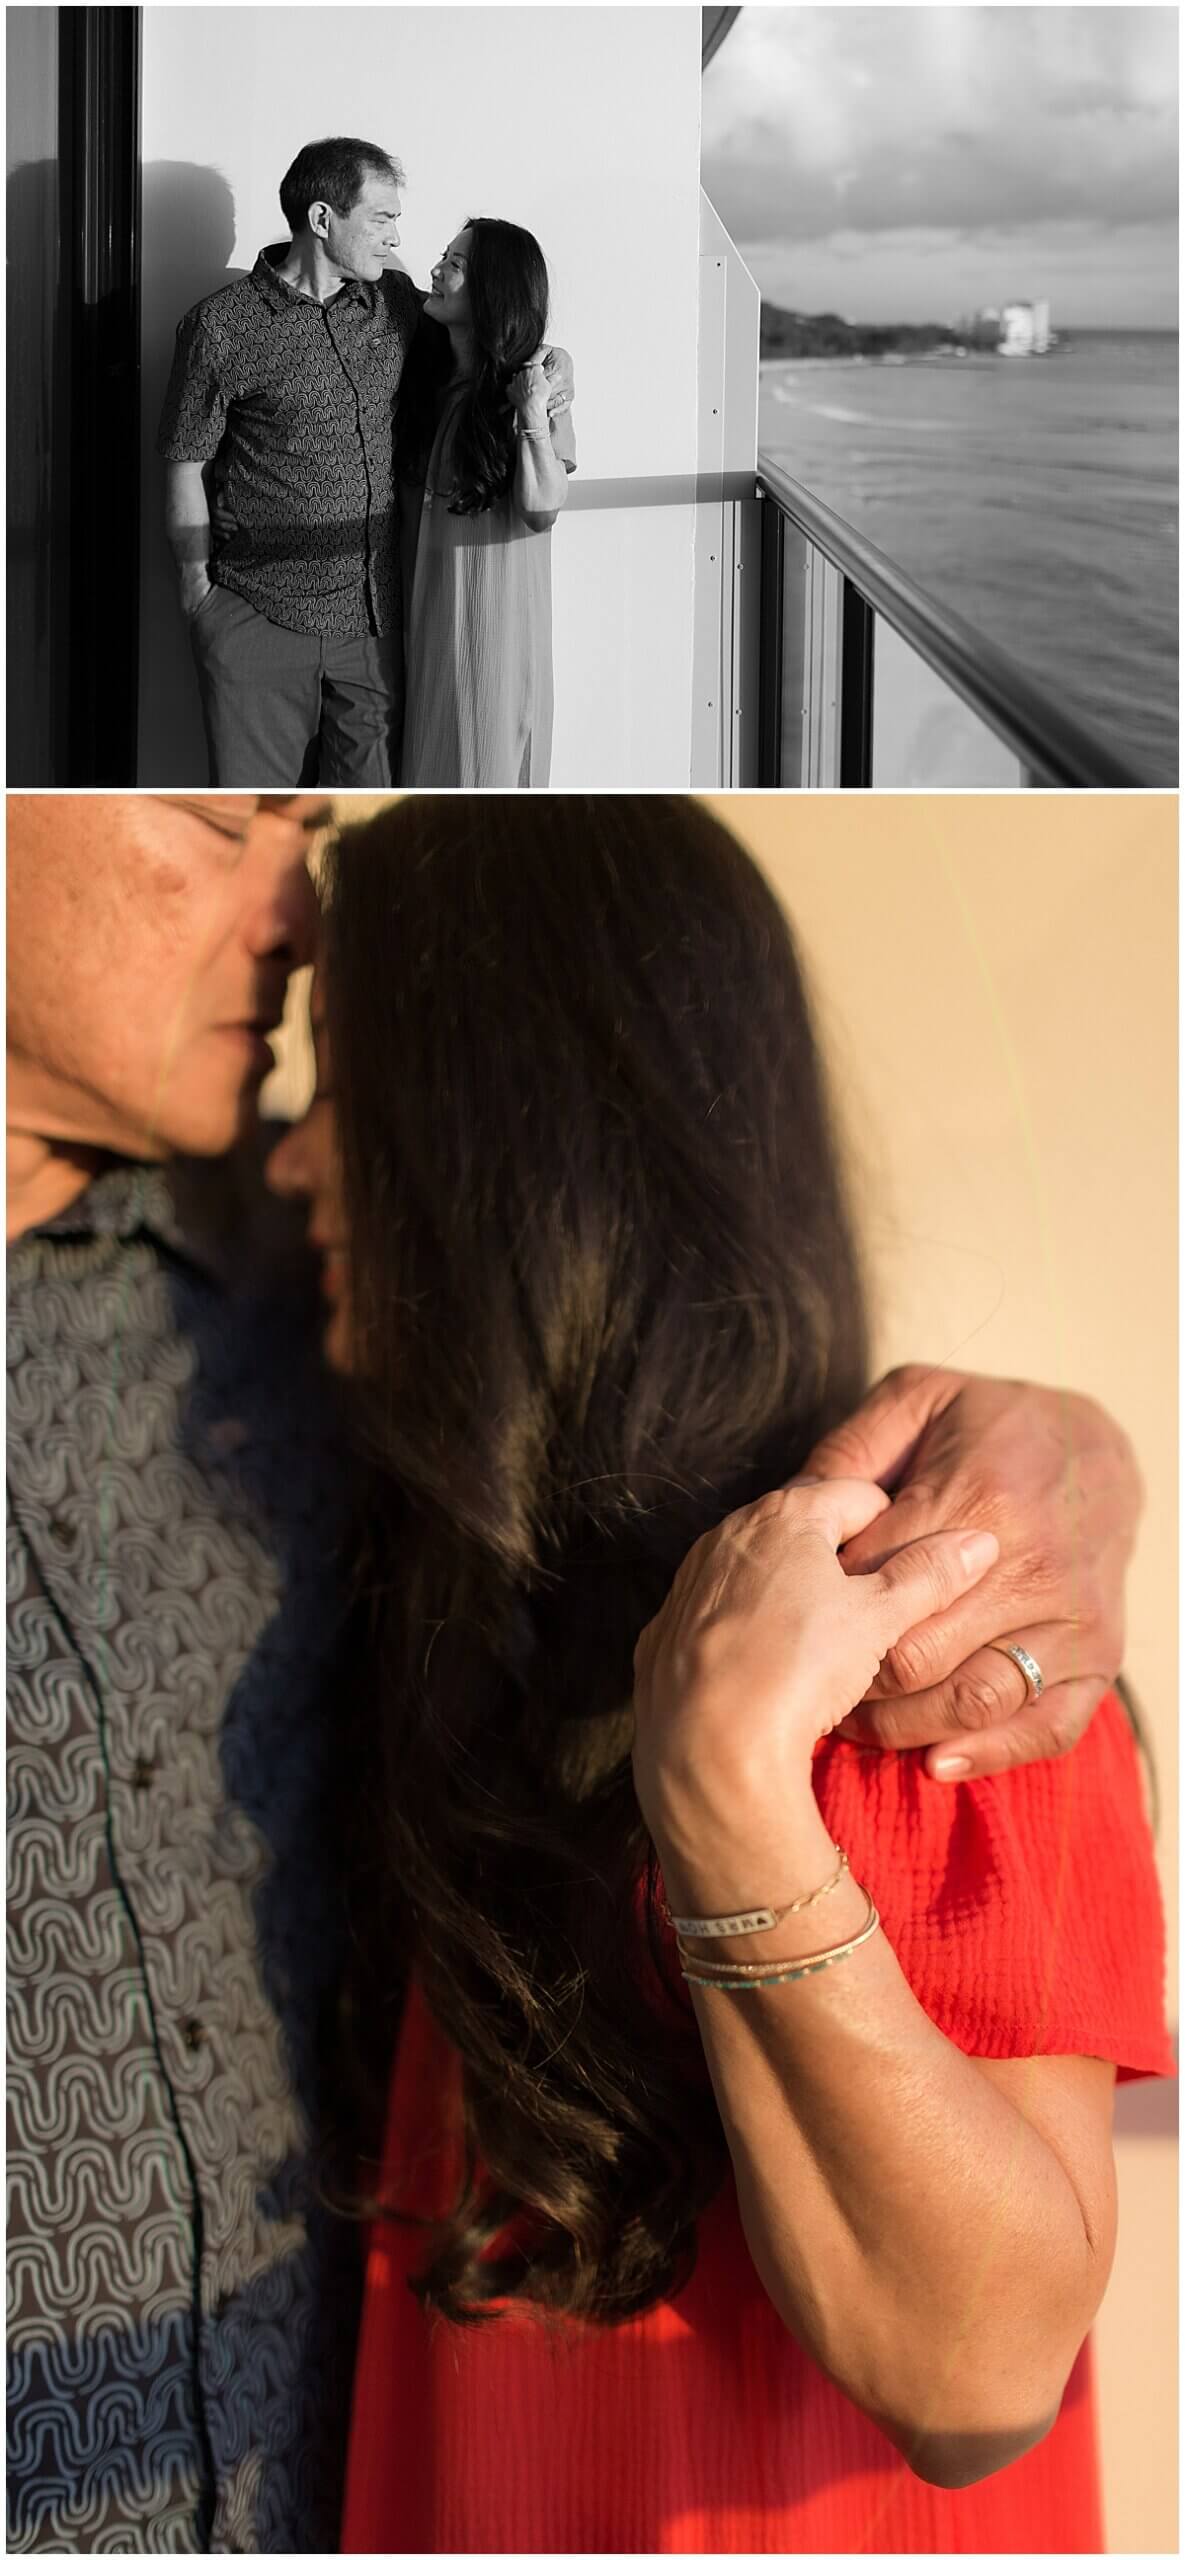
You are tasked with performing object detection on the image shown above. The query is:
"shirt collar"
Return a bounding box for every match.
[22,1159,234,1287]
[19,1138,322,1302]
[251,243,373,314]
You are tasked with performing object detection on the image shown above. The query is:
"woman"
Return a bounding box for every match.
[267,798,1170,2556]
[397,218,575,786]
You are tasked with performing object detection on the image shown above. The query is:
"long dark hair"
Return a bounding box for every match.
[397,215,550,514]
[322,796,869,2326]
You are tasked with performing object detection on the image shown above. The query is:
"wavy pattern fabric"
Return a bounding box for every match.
[7,1163,358,2553]
[158,254,421,640]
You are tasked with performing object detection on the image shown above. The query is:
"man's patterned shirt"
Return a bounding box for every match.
[157,248,423,640]
[7,1160,360,2554]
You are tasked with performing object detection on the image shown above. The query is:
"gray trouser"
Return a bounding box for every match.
[188,583,402,787]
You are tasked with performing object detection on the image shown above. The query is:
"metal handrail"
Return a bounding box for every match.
[757,454,1142,788]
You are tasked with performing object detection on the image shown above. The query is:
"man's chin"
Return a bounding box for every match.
[149,1089,262,1161]
[224,1085,266,1151]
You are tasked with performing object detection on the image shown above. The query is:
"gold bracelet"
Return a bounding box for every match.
[679,1886,880,1989]
[678,1882,875,1970]
[661,1842,849,1941]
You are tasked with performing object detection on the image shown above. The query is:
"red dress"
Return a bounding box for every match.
[343,1693,1173,2554]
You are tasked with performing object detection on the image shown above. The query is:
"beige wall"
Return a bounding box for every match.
[707,791,1178,2557]
[272,789,1177,2551]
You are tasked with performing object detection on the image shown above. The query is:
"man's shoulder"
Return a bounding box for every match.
[175,267,266,344]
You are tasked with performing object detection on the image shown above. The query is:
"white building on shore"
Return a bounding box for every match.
[997,299,1053,354]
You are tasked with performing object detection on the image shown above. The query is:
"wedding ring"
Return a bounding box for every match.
[988,1641,1045,1701]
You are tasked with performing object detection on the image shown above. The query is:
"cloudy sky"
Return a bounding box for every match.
[701,6,1178,326]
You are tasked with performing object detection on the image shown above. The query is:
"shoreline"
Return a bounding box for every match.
[760,331,1176,372]
[761,351,1002,370]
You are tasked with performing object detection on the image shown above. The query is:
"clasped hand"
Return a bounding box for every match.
[507,356,551,433]
[632,1478,998,1852]
[632,1363,1140,1836]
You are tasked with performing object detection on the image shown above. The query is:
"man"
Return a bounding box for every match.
[7,795,356,2556]
[158,139,571,789]
[6,795,1144,2553]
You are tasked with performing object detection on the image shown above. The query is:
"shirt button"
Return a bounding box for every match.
[131,1757,156,1791]
[181,2017,207,2052]
[46,1520,78,1556]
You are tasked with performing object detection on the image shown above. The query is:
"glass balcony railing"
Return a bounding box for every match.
[756,456,1142,789]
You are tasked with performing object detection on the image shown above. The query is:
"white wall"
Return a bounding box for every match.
[137,5,703,785]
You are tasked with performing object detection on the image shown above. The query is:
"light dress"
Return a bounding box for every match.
[399,384,576,786]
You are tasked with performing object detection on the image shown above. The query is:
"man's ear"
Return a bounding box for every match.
[307,199,333,243]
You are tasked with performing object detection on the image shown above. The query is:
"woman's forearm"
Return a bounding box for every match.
[513,423,569,529]
[656,1785,1111,2486]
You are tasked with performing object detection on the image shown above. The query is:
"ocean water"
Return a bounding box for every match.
[759,332,1178,784]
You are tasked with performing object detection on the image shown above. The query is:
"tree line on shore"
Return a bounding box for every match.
[760,305,1003,358]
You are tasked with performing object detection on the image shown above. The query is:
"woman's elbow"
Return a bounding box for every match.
[892,2404,1060,2490]
[523,472,570,533]
[871,2264,1106,2486]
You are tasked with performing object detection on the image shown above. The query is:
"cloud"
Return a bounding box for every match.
[702,6,1179,246]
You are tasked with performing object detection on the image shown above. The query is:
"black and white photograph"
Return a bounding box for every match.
[8,5,1178,787]
[4,8,1179,2559]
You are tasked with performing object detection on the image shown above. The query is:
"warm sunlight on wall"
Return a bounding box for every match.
[709,789,1177,2560]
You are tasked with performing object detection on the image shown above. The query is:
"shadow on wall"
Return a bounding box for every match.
[139,161,246,785]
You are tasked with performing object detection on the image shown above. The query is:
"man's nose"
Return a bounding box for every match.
[246,859,321,972]
[280,862,321,966]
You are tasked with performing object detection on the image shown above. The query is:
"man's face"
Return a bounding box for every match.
[7,795,327,1163]
[323,169,402,283]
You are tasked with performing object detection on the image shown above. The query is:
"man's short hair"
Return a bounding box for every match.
[279,138,405,234]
